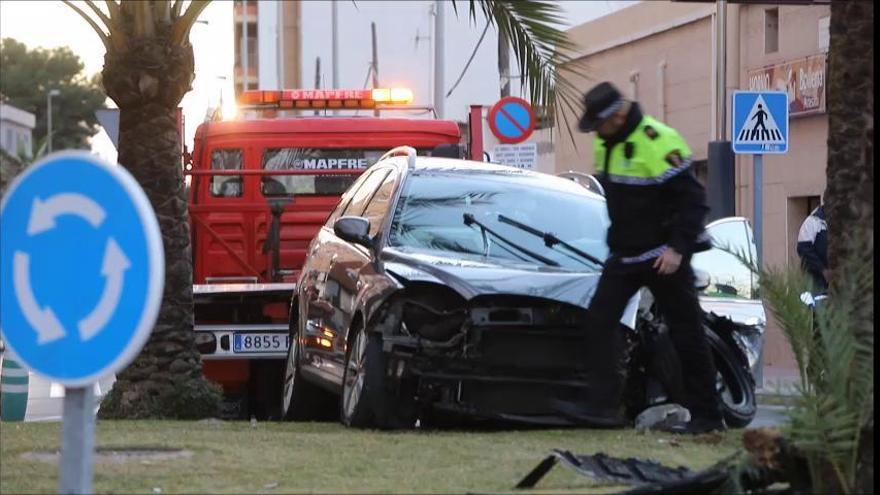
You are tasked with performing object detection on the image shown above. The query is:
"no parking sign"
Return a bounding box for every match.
[488,96,536,144]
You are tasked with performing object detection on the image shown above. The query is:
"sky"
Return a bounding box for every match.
[0,0,636,162]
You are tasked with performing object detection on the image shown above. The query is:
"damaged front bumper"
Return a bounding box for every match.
[374,294,632,426]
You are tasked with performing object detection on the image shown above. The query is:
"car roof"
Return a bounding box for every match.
[405,157,606,200]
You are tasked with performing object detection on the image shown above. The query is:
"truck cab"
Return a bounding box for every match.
[187,88,461,417]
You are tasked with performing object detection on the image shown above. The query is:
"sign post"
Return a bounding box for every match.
[0,151,164,494]
[59,387,96,493]
[732,91,789,267]
[732,91,788,389]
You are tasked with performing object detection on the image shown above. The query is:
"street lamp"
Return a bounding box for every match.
[46,89,60,153]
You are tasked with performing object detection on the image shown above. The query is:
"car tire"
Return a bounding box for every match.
[341,322,415,429]
[706,330,757,428]
[281,307,337,421]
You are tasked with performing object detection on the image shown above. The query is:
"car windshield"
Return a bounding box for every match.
[388,169,610,271]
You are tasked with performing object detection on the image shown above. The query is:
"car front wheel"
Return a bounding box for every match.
[341,322,415,429]
[706,331,757,428]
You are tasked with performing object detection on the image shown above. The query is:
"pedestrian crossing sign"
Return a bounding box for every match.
[732,91,789,154]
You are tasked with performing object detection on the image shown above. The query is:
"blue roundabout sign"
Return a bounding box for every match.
[0,151,163,387]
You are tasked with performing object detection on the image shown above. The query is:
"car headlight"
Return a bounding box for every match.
[399,284,467,341]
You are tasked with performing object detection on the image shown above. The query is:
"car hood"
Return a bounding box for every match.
[382,247,639,328]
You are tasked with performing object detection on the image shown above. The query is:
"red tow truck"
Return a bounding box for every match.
[186,88,464,417]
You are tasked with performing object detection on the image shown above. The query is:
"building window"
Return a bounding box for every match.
[233,23,259,73]
[764,8,779,54]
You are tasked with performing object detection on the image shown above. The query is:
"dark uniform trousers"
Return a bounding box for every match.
[588,254,722,420]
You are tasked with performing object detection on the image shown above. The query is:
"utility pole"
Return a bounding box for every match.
[433,0,445,118]
[314,57,321,116]
[716,0,727,140]
[706,0,735,222]
[240,0,249,93]
[331,1,339,89]
[371,22,380,117]
[331,1,339,115]
[498,29,510,98]
[46,89,60,153]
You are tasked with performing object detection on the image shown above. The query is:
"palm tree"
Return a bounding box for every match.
[825,1,873,491]
[65,0,580,418]
[64,0,221,418]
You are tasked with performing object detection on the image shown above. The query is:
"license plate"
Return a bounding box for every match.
[232,333,289,353]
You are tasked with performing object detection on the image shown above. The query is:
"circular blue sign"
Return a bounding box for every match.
[0,151,163,386]
[488,96,536,144]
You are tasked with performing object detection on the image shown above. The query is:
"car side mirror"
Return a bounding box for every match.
[334,216,373,249]
[694,269,711,291]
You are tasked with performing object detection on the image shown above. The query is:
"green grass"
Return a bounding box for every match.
[0,420,743,494]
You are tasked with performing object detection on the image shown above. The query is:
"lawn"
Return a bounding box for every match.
[0,420,743,494]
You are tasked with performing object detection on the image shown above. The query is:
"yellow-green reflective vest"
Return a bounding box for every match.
[593,115,693,185]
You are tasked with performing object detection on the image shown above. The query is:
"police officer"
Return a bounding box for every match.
[578,82,724,434]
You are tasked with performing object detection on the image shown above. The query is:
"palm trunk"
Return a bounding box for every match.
[97,41,220,419]
[826,2,874,268]
[826,1,873,493]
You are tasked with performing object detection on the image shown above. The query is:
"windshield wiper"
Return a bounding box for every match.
[463,213,559,267]
[497,214,605,268]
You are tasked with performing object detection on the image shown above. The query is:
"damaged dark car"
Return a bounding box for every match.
[281,148,758,429]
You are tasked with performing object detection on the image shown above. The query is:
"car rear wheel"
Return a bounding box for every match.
[341,322,416,429]
[281,309,336,421]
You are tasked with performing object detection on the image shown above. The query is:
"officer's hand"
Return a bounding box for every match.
[653,247,682,275]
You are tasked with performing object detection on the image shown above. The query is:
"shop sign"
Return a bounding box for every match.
[747,54,826,117]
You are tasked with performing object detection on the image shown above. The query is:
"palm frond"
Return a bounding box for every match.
[104,0,120,20]
[62,0,110,50]
[455,0,589,147]
[154,1,172,25]
[134,1,156,37]
[171,0,184,19]
[171,0,210,45]
[720,231,873,493]
[83,0,112,28]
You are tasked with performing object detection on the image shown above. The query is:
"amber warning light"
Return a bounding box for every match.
[238,88,414,109]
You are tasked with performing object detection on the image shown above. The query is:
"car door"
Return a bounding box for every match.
[299,169,378,385]
[305,167,393,382]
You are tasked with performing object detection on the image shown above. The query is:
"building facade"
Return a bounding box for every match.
[234,0,302,94]
[0,102,35,158]
[556,0,831,386]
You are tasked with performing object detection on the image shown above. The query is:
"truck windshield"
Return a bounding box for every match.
[261,148,380,197]
[261,148,432,197]
[389,171,610,271]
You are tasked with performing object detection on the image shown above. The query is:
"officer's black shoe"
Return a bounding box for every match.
[653,416,726,435]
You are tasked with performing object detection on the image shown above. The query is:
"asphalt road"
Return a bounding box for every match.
[11,374,791,428]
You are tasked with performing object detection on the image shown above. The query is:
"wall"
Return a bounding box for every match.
[556,2,715,171]
[0,103,35,157]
